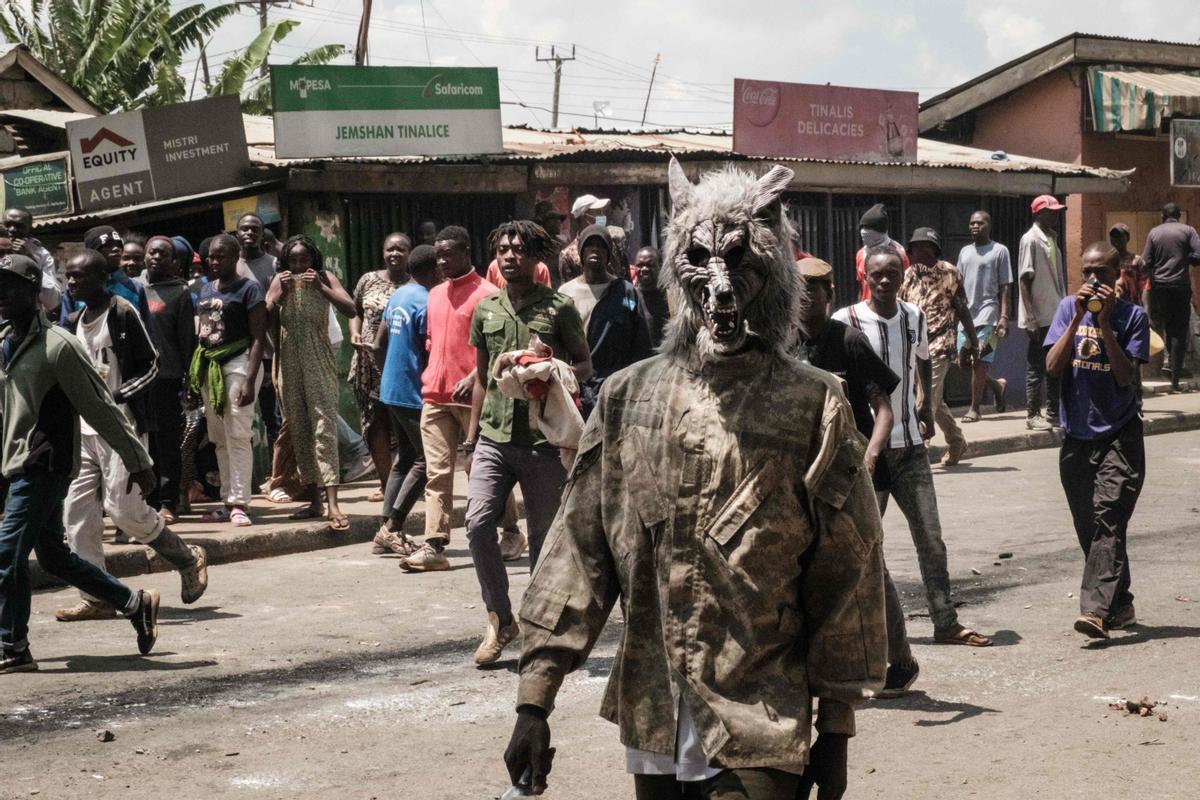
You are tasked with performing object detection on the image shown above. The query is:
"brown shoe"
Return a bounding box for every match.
[179,546,208,605]
[474,612,519,665]
[940,442,966,466]
[372,526,418,556]
[55,598,119,622]
[1107,605,1137,630]
[1074,612,1109,639]
[499,530,527,562]
[399,542,450,572]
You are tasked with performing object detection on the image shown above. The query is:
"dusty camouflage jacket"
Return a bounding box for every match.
[517,344,887,771]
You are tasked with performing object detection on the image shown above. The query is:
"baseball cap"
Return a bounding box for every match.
[84,225,123,251]
[0,253,41,284]
[796,257,834,282]
[1031,195,1065,213]
[908,226,941,254]
[571,194,610,219]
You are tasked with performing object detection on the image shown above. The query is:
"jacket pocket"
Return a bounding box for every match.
[521,584,571,633]
[704,458,783,547]
[618,429,669,530]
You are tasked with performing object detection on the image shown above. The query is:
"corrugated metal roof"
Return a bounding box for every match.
[0,109,94,127]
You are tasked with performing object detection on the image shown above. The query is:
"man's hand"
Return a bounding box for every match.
[996,317,1009,339]
[234,381,256,408]
[799,733,849,799]
[1074,281,1094,319]
[126,468,156,497]
[958,343,978,371]
[864,444,882,476]
[503,706,555,795]
[1095,283,1117,328]
[917,403,935,441]
[451,374,475,404]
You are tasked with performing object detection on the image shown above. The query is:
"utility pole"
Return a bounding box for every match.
[535,45,575,128]
[641,53,661,126]
[355,0,373,65]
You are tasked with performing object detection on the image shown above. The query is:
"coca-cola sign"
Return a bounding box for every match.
[733,78,917,163]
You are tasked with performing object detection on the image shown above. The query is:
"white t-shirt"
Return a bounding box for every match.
[559,276,612,329]
[77,308,129,435]
[833,300,929,449]
[625,697,721,782]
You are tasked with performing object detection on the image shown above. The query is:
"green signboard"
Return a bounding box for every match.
[0,157,71,217]
[271,65,504,159]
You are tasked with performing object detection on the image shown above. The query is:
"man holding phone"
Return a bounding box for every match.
[1045,242,1150,640]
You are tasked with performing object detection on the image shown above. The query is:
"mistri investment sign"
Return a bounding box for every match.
[67,95,250,212]
[271,65,504,158]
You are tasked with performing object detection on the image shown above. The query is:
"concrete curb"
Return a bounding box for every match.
[926,410,1200,462]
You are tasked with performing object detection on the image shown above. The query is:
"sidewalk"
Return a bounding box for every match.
[31,385,1200,589]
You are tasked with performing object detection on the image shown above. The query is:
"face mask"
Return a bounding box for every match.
[593,215,607,228]
[861,228,888,248]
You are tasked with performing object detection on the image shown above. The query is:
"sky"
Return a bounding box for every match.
[192,0,1200,130]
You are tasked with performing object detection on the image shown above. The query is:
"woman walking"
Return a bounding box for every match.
[267,235,357,531]
[348,232,412,501]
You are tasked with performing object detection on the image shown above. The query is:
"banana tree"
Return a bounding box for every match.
[207,20,345,115]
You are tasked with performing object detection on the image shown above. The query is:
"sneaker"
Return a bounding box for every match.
[1107,604,1137,630]
[1026,415,1052,431]
[1045,415,1062,431]
[179,545,208,605]
[0,646,37,674]
[875,658,920,699]
[1074,612,1109,640]
[343,452,376,484]
[474,612,520,666]
[373,526,419,556]
[399,542,450,572]
[499,530,528,562]
[129,589,161,655]
[55,598,118,622]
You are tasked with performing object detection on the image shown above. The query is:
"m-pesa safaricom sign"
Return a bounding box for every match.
[271,65,503,158]
[67,95,250,212]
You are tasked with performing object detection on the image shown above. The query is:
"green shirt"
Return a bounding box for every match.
[469,285,587,446]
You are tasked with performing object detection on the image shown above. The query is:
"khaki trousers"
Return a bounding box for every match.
[920,351,966,453]
[420,402,517,540]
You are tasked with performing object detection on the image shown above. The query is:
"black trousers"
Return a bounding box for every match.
[1149,284,1192,385]
[382,405,427,526]
[1059,416,1145,619]
[147,378,185,513]
[1026,326,1061,420]
[257,357,281,450]
[633,769,801,799]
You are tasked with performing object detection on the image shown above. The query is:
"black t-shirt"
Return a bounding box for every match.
[196,277,264,349]
[796,319,900,439]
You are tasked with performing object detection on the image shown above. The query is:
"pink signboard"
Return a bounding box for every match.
[733,79,918,162]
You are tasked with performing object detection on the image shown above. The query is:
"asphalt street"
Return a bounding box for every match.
[3,431,1200,799]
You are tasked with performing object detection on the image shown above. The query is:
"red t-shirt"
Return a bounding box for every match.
[421,270,500,404]
[855,242,910,301]
[485,258,551,289]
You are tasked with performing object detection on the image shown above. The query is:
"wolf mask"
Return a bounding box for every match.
[661,156,798,361]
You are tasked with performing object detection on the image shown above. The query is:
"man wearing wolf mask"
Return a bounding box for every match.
[502,158,887,799]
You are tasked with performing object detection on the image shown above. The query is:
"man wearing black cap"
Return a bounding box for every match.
[855,203,909,302]
[60,225,152,332]
[900,227,979,466]
[0,253,161,673]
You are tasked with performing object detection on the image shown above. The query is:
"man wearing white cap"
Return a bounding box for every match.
[1019,195,1067,431]
[558,194,611,283]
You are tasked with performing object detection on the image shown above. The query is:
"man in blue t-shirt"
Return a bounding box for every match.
[1046,241,1150,641]
[373,248,440,548]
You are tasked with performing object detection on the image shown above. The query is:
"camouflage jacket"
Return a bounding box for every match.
[516,344,887,771]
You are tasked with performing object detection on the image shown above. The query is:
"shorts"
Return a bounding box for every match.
[959,324,998,363]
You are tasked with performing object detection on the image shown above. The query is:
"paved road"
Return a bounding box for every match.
[4,432,1200,799]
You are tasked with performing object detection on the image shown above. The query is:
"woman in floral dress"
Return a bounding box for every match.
[348,233,412,501]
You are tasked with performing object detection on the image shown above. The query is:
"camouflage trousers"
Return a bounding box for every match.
[633,768,801,799]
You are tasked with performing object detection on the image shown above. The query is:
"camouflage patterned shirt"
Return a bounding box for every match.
[516,344,887,771]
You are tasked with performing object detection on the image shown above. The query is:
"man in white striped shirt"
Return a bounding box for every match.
[834,248,991,690]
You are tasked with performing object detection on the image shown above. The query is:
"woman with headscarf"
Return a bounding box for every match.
[266,235,357,531]
[348,232,412,501]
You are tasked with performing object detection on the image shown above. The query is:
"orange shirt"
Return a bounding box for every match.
[486,258,551,289]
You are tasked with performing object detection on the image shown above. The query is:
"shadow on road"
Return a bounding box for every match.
[869,690,1000,726]
[157,605,242,624]
[34,653,219,673]
[1086,624,1200,649]
[937,464,1020,473]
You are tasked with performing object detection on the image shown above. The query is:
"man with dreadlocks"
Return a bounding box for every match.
[502,159,886,799]
[462,219,592,667]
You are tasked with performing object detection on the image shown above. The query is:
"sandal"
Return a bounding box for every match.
[200,508,230,523]
[230,508,252,527]
[328,513,351,532]
[368,489,385,502]
[288,506,324,521]
[267,488,294,504]
[960,410,981,423]
[934,625,992,647]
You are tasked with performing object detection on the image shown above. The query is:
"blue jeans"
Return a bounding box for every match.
[0,471,134,651]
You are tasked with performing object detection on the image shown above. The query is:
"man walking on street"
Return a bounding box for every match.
[899,227,978,466]
[835,248,992,649]
[957,211,1012,421]
[1141,203,1200,390]
[1046,243,1150,639]
[0,254,161,674]
[1019,195,1067,429]
[463,220,591,665]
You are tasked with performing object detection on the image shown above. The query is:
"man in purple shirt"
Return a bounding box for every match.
[1046,242,1150,640]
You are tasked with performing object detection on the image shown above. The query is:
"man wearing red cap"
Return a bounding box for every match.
[1019,195,1067,430]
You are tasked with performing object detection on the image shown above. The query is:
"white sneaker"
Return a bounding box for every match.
[474,612,519,666]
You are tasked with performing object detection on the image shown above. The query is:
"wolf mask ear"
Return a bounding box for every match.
[751,164,794,217]
[667,156,693,213]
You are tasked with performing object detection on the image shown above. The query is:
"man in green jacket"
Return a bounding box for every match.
[0,254,161,674]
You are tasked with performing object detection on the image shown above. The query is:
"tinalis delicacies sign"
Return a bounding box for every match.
[733,79,918,162]
[270,65,504,158]
[66,96,250,212]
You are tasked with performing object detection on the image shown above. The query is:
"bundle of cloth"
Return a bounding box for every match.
[493,334,583,468]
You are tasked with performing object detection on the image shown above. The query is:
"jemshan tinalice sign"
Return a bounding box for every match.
[271,65,504,159]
